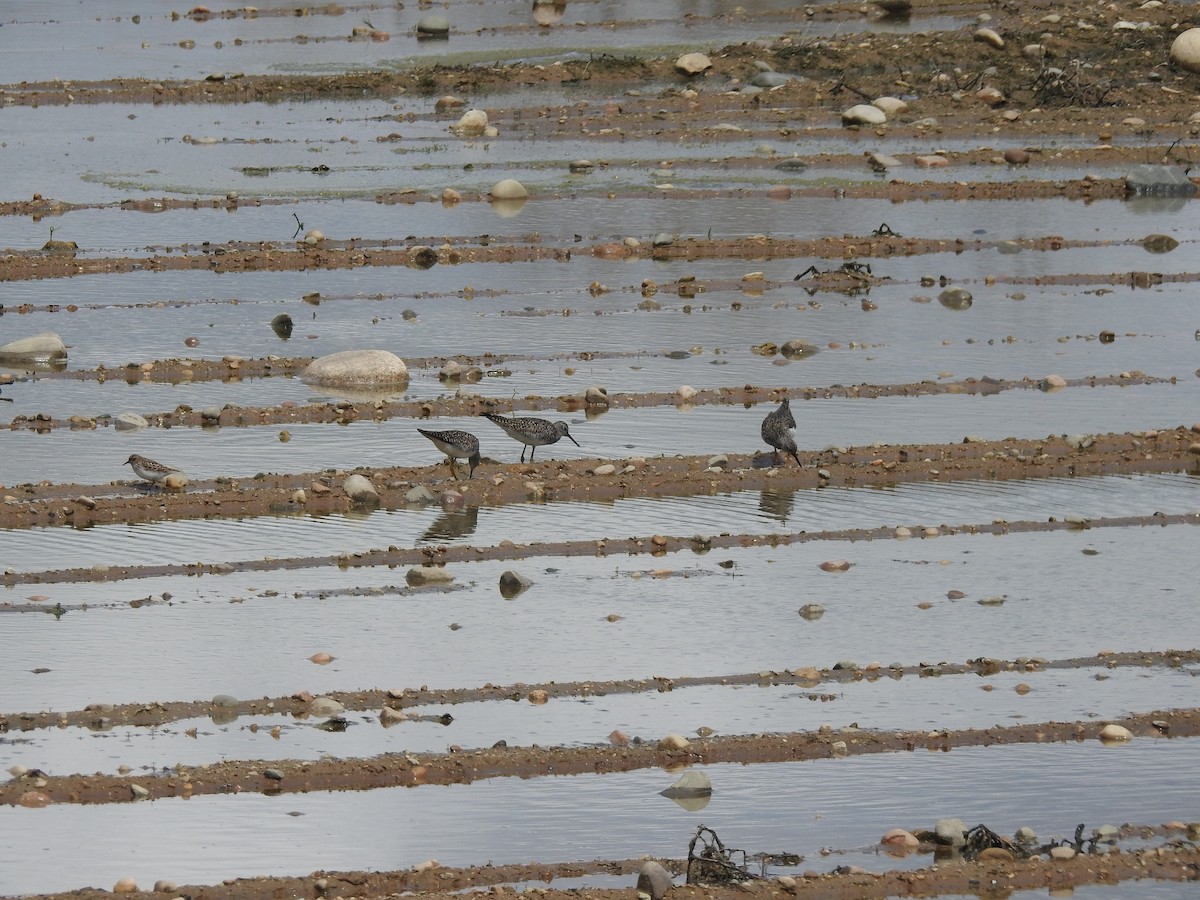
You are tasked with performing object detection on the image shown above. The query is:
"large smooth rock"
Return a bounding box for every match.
[490,178,528,200]
[1171,28,1200,74]
[0,332,66,361]
[302,349,408,387]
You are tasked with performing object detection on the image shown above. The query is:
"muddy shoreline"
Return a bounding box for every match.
[5,1,1200,896]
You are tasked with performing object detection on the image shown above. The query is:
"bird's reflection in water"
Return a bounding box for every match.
[420,506,480,543]
[758,488,796,524]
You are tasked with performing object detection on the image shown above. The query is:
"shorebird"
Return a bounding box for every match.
[760,398,801,466]
[124,453,184,485]
[417,428,481,480]
[483,412,579,462]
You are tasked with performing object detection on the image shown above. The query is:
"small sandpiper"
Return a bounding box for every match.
[124,453,184,485]
[417,428,481,480]
[483,412,579,462]
[760,398,801,466]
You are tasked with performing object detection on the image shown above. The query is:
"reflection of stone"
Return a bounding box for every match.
[660,770,712,799]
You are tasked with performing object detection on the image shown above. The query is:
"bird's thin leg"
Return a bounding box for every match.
[520,445,527,463]
[530,445,537,461]
[448,457,460,480]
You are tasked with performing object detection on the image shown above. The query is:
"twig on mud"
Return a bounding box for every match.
[686,826,760,885]
[963,824,1030,860]
[292,212,304,238]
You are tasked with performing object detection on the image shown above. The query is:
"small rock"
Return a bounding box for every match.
[113,878,138,894]
[406,565,454,585]
[842,104,887,126]
[881,828,919,847]
[657,733,690,750]
[114,412,149,431]
[264,768,285,781]
[416,14,450,36]
[1099,723,1133,742]
[309,697,345,717]
[343,473,379,506]
[592,463,617,476]
[211,694,239,707]
[380,706,407,726]
[636,861,674,900]
[675,52,712,75]
[935,818,967,847]
[974,27,1005,48]
[584,385,609,405]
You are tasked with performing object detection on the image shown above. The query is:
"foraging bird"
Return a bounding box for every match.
[418,428,482,480]
[760,398,801,466]
[483,412,579,462]
[124,453,184,485]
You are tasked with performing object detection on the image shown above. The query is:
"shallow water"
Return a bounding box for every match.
[2,3,1199,897]
[2,521,1197,711]
[4,663,1196,778]
[0,739,1195,895]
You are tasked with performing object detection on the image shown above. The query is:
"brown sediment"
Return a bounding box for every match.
[2,709,1197,808]
[3,651,1196,733]
[5,2,1200,896]
[13,843,1200,900]
[1,427,1197,539]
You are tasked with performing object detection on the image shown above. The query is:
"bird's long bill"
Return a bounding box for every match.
[566,433,580,447]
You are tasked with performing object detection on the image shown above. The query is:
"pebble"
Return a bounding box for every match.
[113,878,138,893]
[592,463,617,476]
[406,565,454,585]
[309,697,344,716]
[130,784,150,800]
[264,768,285,781]
[657,733,690,750]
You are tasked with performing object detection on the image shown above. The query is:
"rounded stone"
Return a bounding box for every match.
[1171,28,1200,74]
[490,178,528,200]
[302,349,409,387]
[842,104,887,126]
[1099,723,1133,742]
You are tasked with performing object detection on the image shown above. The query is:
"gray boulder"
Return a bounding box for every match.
[0,332,67,362]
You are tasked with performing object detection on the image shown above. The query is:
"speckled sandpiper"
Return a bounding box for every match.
[417,428,482,480]
[760,398,801,466]
[124,453,184,485]
[483,412,579,462]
